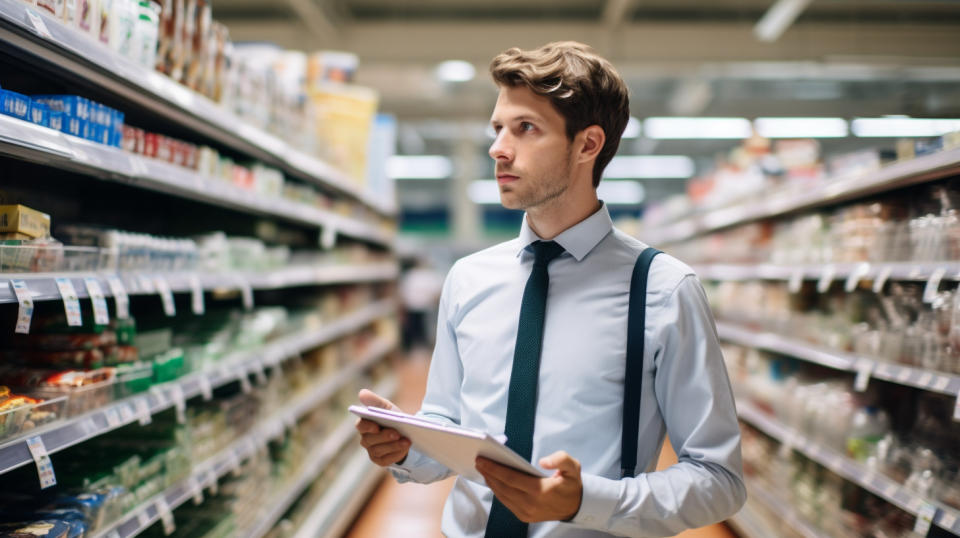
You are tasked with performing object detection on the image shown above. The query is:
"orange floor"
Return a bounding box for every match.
[346,350,738,538]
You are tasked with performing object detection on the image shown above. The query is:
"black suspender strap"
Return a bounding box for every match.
[621,247,662,479]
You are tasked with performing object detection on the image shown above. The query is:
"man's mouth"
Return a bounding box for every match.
[496,174,519,185]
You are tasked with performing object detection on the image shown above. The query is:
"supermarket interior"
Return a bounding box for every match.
[1,0,960,537]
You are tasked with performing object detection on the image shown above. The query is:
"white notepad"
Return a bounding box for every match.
[349,405,548,483]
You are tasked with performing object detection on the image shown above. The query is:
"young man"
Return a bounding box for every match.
[356,41,746,537]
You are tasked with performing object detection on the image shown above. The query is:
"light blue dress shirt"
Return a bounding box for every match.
[390,203,746,537]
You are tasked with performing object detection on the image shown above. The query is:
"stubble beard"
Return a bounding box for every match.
[501,149,576,212]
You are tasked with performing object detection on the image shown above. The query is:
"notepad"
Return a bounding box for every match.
[349,405,548,483]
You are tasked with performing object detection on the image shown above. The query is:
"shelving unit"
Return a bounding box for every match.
[694,262,960,285]
[730,483,828,538]
[737,400,960,534]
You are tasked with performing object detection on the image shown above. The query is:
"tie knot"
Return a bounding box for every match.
[531,240,565,265]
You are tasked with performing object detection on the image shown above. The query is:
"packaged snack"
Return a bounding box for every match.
[33,95,91,120]
[0,90,31,120]
[0,520,71,538]
[0,205,51,239]
[48,109,64,131]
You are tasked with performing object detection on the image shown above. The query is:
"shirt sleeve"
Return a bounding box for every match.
[389,264,464,485]
[570,274,747,537]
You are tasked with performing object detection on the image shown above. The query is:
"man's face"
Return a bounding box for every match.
[488,85,576,211]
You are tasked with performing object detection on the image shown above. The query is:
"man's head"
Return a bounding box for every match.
[489,42,630,190]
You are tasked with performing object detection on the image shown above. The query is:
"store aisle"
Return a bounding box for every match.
[346,350,737,538]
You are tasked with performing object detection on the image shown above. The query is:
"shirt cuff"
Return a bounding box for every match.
[570,473,621,529]
[387,447,430,483]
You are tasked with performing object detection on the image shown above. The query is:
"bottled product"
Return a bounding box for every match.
[845,406,891,464]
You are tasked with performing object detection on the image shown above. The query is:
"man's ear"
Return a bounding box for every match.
[577,125,605,164]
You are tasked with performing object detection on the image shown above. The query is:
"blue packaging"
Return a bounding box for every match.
[62,115,85,138]
[110,125,123,147]
[0,90,31,120]
[48,110,64,131]
[28,102,49,127]
[32,95,90,120]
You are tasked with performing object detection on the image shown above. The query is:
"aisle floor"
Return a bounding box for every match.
[346,350,738,538]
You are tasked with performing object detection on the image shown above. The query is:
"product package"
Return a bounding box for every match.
[0,205,51,239]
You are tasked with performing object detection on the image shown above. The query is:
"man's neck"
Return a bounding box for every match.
[526,187,601,240]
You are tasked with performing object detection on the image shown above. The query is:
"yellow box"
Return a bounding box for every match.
[0,205,51,238]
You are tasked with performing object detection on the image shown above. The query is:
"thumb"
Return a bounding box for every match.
[539,451,579,477]
[358,389,397,410]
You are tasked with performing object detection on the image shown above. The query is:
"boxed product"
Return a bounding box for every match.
[27,103,49,127]
[33,95,91,121]
[0,205,51,239]
[0,90,31,121]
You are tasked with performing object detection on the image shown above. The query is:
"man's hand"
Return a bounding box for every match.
[475,451,583,523]
[355,389,411,466]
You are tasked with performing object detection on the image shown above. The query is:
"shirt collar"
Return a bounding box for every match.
[516,202,613,262]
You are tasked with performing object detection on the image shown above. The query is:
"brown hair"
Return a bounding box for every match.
[490,41,630,187]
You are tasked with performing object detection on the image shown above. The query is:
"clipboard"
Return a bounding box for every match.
[349,405,548,483]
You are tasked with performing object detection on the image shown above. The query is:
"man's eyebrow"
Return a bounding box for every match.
[490,114,543,125]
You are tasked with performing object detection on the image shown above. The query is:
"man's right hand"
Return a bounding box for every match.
[355,389,412,466]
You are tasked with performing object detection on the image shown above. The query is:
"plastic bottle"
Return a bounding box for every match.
[846,406,891,463]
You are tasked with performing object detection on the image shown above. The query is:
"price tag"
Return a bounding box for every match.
[135,397,152,426]
[169,384,186,424]
[884,483,899,498]
[189,476,204,505]
[154,276,176,317]
[237,277,254,311]
[54,277,83,326]
[845,263,871,293]
[896,368,912,383]
[118,403,135,423]
[914,503,938,535]
[105,407,122,428]
[24,9,53,39]
[252,359,268,385]
[855,359,874,392]
[25,436,56,489]
[817,265,836,293]
[10,280,34,334]
[106,276,130,319]
[935,376,952,392]
[206,469,219,495]
[873,266,893,294]
[81,277,110,326]
[238,371,252,394]
[156,498,176,535]
[321,224,337,250]
[198,375,213,401]
[788,269,804,294]
[136,509,151,528]
[918,372,934,388]
[923,267,947,303]
[226,450,241,476]
[188,274,205,315]
[940,512,957,530]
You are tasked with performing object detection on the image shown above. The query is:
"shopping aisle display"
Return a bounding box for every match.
[0,0,399,536]
[638,132,960,537]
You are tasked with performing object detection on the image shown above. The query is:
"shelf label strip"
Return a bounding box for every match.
[54,277,83,326]
[10,279,34,334]
[25,436,56,489]
[914,503,938,535]
[188,274,205,315]
[923,267,947,303]
[106,276,130,319]
[873,266,893,293]
[154,275,176,317]
[156,497,176,535]
[83,277,111,325]
[854,359,874,392]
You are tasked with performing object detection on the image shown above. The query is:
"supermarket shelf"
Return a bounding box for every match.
[291,446,386,538]
[0,0,395,217]
[645,147,960,246]
[717,322,960,396]
[94,376,397,538]
[0,262,400,304]
[0,299,396,476]
[694,261,960,285]
[743,482,828,538]
[737,400,960,534]
[0,115,393,247]
[729,498,790,538]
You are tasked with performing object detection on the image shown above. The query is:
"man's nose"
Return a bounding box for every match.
[489,132,514,162]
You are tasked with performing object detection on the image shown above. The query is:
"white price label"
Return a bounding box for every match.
[119,403,135,423]
[169,384,186,424]
[10,280,34,334]
[199,375,213,401]
[845,263,871,293]
[135,397,152,426]
[884,483,899,498]
[54,277,83,326]
[154,276,176,317]
[896,368,912,383]
[321,224,337,250]
[914,503,938,535]
[189,476,204,505]
[156,498,176,535]
[237,277,253,311]
[788,269,804,294]
[188,274,205,315]
[918,372,934,388]
[923,267,947,303]
[107,530,120,538]
[25,436,56,489]
[940,512,957,530]
[935,376,952,392]
[206,469,219,495]
[252,359,267,385]
[226,451,241,476]
[106,276,130,319]
[855,360,874,392]
[24,9,53,39]
[83,277,111,325]
[817,265,836,294]
[873,266,893,294]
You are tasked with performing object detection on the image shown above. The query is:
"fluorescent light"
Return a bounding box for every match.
[622,116,642,139]
[754,117,848,138]
[643,117,752,139]
[468,180,501,204]
[754,0,812,42]
[598,181,646,205]
[603,156,695,179]
[851,118,960,138]
[435,60,475,83]
[387,155,452,179]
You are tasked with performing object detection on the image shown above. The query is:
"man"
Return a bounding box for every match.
[356,41,746,537]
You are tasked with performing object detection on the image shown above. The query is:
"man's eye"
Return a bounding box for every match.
[520,122,535,132]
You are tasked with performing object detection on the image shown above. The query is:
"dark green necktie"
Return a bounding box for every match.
[485,240,565,538]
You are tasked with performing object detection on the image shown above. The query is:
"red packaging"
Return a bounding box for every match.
[144,132,159,158]
[157,135,173,162]
[232,165,254,189]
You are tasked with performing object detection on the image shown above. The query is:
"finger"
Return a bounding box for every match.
[481,470,528,507]
[358,389,397,410]
[476,458,542,492]
[369,447,407,466]
[539,451,580,476]
[359,429,403,448]
[355,419,382,434]
[369,439,411,459]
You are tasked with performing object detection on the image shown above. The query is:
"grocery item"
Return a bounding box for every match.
[0,205,51,239]
[0,90,31,121]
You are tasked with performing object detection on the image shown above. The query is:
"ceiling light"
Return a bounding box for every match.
[387,155,452,179]
[468,180,501,204]
[643,117,752,139]
[603,156,695,179]
[435,60,476,83]
[598,181,646,205]
[754,117,848,138]
[754,0,812,42]
[851,118,960,138]
[622,116,642,139]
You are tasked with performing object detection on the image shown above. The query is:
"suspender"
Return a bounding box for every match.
[621,247,662,478]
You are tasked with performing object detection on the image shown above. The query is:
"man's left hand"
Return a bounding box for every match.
[475,451,583,523]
